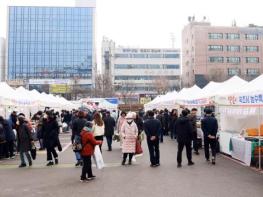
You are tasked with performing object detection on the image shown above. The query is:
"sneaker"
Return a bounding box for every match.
[19,163,26,168]
[87,175,96,180]
[212,159,216,165]
[75,161,81,167]
[155,163,160,167]
[55,158,58,165]
[46,161,54,166]
[188,161,195,166]
[128,161,132,165]
[10,156,15,159]
[122,161,126,165]
[177,164,182,168]
[150,164,157,167]
[80,178,88,183]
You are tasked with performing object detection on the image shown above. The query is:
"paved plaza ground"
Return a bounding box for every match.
[0,133,262,197]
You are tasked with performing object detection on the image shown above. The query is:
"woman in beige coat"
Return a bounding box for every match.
[121,112,138,165]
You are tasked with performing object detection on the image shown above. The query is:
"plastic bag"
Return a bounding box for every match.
[93,145,105,169]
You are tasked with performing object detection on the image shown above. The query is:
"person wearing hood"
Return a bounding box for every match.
[80,122,102,182]
[16,114,33,168]
[120,112,138,165]
[175,109,194,168]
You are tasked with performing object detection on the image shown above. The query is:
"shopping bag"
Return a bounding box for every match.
[135,140,143,155]
[113,133,120,142]
[93,145,105,169]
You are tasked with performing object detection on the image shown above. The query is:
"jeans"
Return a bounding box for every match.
[20,151,32,165]
[147,138,160,165]
[81,156,93,179]
[47,147,58,161]
[95,136,103,152]
[106,136,113,150]
[177,141,192,164]
[75,151,82,161]
[204,137,216,160]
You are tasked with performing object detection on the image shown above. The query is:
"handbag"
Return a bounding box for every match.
[113,133,120,142]
[30,143,37,160]
[93,145,105,169]
[135,139,143,155]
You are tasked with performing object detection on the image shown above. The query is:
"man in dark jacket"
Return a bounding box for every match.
[103,111,116,151]
[72,111,87,166]
[189,108,199,155]
[176,109,194,168]
[201,109,218,165]
[156,110,164,143]
[163,109,169,136]
[144,110,161,167]
[0,116,15,159]
[17,114,33,168]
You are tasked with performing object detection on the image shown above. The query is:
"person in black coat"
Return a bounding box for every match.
[42,112,60,166]
[143,110,161,167]
[16,114,33,168]
[169,109,178,140]
[0,116,15,159]
[103,111,116,151]
[163,109,170,136]
[72,111,87,166]
[175,109,194,167]
[201,108,218,165]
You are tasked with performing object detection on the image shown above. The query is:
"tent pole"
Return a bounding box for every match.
[258,107,261,170]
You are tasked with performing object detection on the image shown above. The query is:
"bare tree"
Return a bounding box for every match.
[153,76,170,95]
[206,68,227,82]
[92,74,114,98]
[114,81,137,104]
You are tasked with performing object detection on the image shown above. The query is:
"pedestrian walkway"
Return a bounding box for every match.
[0,135,262,197]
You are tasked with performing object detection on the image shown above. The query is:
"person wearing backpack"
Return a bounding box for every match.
[17,114,33,168]
[72,111,87,166]
[80,122,102,182]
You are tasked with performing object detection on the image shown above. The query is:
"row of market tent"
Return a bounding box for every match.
[0,82,77,118]
[145,75,263,169]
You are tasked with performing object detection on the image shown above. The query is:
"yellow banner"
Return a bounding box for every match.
[49,84,71,93]
[140,97,151,105]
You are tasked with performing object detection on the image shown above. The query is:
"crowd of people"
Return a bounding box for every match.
[0,106,218,182]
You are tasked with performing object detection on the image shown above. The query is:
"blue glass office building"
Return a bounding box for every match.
[8,6,94,81]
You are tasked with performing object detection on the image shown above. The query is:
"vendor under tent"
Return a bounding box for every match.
[215,75,263,170]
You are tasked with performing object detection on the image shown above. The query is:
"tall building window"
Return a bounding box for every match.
[208,45,223,51]
[245,57,259,63]
[226,33,240,39]
[244,46,259,52]
[226,57,240,64]
[245,34,259,40]
[247,68,259,76]
[228,68,240,76]
[208,33,223,39]
[208,56,224,63]
[226,45,240,52]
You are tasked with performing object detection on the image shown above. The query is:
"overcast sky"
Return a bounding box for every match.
[1,0,263,49]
